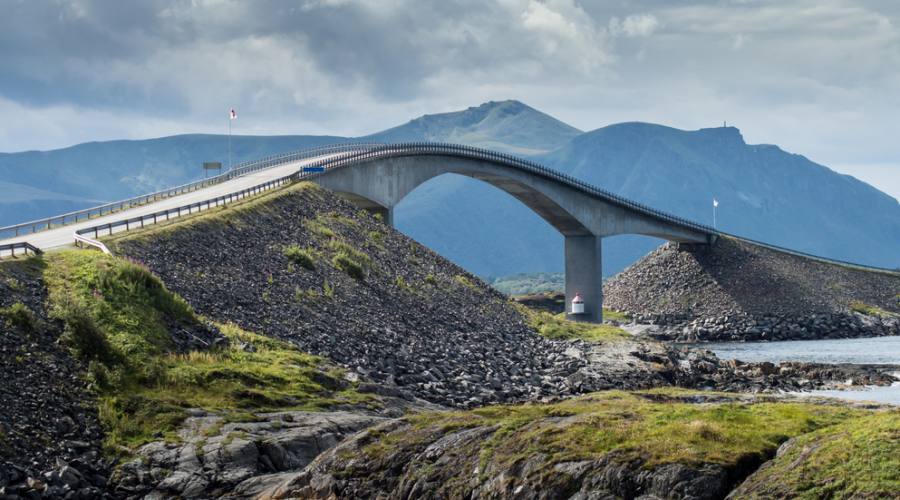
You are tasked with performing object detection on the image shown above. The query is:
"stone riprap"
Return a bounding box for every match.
[0,260,112,499]
[604,238,900,342]
[109,183,594,409]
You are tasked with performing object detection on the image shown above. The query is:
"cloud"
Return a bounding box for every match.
[0,0,898,199]
[613,14,659,37]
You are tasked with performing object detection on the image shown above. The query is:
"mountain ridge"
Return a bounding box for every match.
[2,99,898,274]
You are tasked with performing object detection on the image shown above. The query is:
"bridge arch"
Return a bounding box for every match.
[309,144,717,322]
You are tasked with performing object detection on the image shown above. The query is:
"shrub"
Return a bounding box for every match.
[283,245,316,270]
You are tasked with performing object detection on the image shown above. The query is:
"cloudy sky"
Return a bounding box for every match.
[2,0,899,198]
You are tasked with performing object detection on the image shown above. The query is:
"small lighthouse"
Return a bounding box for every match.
[571,293,585,314]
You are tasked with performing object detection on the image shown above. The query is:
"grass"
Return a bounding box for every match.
[283,245,317,271]
[361,389,865,478]
[734,411,900,498]
[848,300,897,317]
[516,304,630,343]
[603,308,631,323]
[453,274,479,291]
[329,240,371,280]
[0,302,39,333]
[42,250,372,453]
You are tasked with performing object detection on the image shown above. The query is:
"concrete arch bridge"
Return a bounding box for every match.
[309,143,718,322]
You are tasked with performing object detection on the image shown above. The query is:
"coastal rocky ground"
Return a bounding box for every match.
[1,181,898,499]
[604,239,900,342]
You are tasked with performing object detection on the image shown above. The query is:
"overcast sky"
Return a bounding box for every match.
[2,0,899,199]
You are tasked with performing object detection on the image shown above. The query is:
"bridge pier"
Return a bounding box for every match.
[565,234,603,323]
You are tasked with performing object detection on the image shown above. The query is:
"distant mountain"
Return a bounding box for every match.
[542,123,900,269]
[2,100,898,276]
[0,134,344,226]
[364,100,581,155]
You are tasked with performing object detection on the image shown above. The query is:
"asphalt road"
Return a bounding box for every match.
[0,153,336,250]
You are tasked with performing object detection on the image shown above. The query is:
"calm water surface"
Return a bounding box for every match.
[694,336,900,405]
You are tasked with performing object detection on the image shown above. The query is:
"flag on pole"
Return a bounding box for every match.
[230,109,237,120]
[713,198,719,207]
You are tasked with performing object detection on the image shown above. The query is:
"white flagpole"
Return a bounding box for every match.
[228,113,232,170]
[713,198,718,229]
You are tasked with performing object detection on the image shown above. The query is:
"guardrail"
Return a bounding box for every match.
[73,168,310,249]
[67,141,899,276]
[0,142,380,240]
[0,242,43,259]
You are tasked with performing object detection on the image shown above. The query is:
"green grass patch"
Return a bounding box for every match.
[603,308,631,323]
[849,301,896,317]
[329,240,371,280]
[363,390,865,476]
[43,250,373,453]
[733,411,900,498]
[516,304,630,343]
[0,302,39,333]
[453,275,479,291]
[283,245,317,271]
[305,219,336,240]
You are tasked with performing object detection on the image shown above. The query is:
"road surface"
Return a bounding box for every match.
[0,154,336,250]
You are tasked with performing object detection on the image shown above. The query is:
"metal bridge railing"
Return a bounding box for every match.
[0,142,380,240]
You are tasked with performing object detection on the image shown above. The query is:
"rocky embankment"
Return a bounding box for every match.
[604,238,900,342]
[106,183,600,408]
[0,261,111,499]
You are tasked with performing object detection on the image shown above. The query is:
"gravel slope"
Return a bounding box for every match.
[0,260,111,498]
[604,238,900,342]
[109,183,590,409]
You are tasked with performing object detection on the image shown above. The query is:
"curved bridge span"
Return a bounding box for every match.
[309,143,718,322]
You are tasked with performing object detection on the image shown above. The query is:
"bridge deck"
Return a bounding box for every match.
[0,155,335,250]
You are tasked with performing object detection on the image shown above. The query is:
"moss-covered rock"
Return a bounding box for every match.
[264,390,880,500]
[729,410,900,499]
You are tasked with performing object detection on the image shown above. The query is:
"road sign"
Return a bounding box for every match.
[303,166,326,173]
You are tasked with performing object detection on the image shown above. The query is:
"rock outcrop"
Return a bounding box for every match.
[260,391,894,500]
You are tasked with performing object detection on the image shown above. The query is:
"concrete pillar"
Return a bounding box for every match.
[565,234,603,323]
